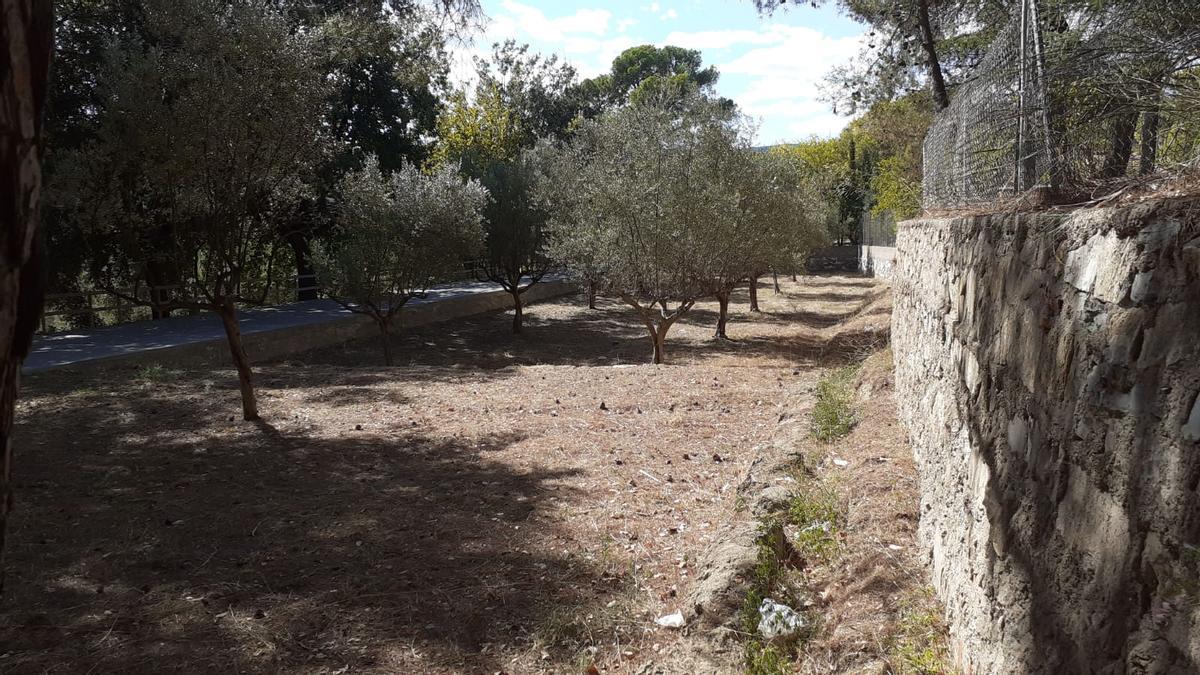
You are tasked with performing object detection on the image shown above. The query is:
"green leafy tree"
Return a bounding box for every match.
[430,61,556,334]
[52,0,327,420]
[580,44,732,113]
[313,158,486,365]
[541,98,737,363]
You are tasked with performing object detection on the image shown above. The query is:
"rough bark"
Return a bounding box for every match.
[217,300,259,421]
[748,275,761,312]
[587,280,597,310]
[651,328,667,364]
[511,289,523,333]
[0,0,53,597]
[915,0,950,110]
[714,290,730,340]
[1140,108,1159,176]
[772,272,780,294]
[1102,109,1138,179]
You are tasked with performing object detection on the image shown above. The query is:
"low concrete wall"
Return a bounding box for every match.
[58,281,575,372]
[807,245,860,272]
[860,244,896,279]
[892,199,1200,673]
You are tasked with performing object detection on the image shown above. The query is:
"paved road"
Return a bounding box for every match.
[25,278,528,373]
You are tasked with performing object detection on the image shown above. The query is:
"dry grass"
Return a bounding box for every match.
[783,344,953,674]
[2,275,893,674]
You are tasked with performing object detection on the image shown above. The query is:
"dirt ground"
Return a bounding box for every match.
[1,275,890,674]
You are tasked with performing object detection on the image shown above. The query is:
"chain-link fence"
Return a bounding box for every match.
[861,210,896,248]
[922,0,1052,209]
[923,0,1200,210]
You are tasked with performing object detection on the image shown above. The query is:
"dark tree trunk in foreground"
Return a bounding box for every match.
[772,272,780,294]
[714,290,731,340]
[916,0,950,111]
[749,275,761,312]
[587,280,597,310]
[217,300,259,421]
[1,0,54,596]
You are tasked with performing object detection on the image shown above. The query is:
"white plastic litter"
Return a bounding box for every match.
[655,611,686,628]
[832,458,849,467]
[757,598,804,639]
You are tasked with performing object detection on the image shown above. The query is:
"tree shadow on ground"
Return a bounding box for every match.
[2,382,603,673]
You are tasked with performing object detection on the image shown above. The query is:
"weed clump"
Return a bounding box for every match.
[811,366,858,441]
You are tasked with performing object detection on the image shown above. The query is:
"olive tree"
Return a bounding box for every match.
[313,158,486,366]
[542,99,732,364]
[736,151,829,319]
[53,0,327,420]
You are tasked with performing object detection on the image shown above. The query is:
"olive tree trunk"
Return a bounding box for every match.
[376,315,394,367]
[1,0,54,596]
[587,280,597,310]
[622,295,693,364]
[217,299,259,421]
[714,289,731,340]
[511,288,524,333]
[748,275,761,312]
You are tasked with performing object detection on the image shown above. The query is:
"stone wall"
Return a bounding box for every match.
[892,198,1200,673]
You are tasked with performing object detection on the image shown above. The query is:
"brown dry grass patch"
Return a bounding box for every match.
[3,275,889,674]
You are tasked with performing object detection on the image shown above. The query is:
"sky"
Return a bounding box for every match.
[450,0,868,146]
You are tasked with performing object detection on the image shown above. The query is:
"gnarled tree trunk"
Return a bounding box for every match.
[622,295,692,365]
[748,274,761,312]
[217,299,259,421]
[511,288,523,334]
[714,289,731,340]
[1,0,54,596]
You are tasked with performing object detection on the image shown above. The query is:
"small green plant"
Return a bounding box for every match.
[889,588,953,674]
[811,366,858,442]
[137,363,180,383]
[787,488,843,560]
[739,519,808,673]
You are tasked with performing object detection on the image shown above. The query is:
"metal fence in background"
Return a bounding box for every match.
[923,0,1200,211]
[923,0,1052,209]
[861,210,897,248]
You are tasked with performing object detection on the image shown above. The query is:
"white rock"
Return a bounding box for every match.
[655,611,686,628]
[757,598,804,639]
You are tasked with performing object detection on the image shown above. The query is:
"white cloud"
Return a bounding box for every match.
[451,2,630,90]
[660,8,678,20]
[663,23,865,142]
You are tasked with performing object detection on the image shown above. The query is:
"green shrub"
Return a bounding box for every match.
[811,366,857,442]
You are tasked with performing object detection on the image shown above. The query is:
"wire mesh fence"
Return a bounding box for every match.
[860,210,897,248]
[923,0,1200,210]
[922,0,1052,209]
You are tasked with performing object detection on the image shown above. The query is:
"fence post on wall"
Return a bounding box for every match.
[1016,0,1029,192]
